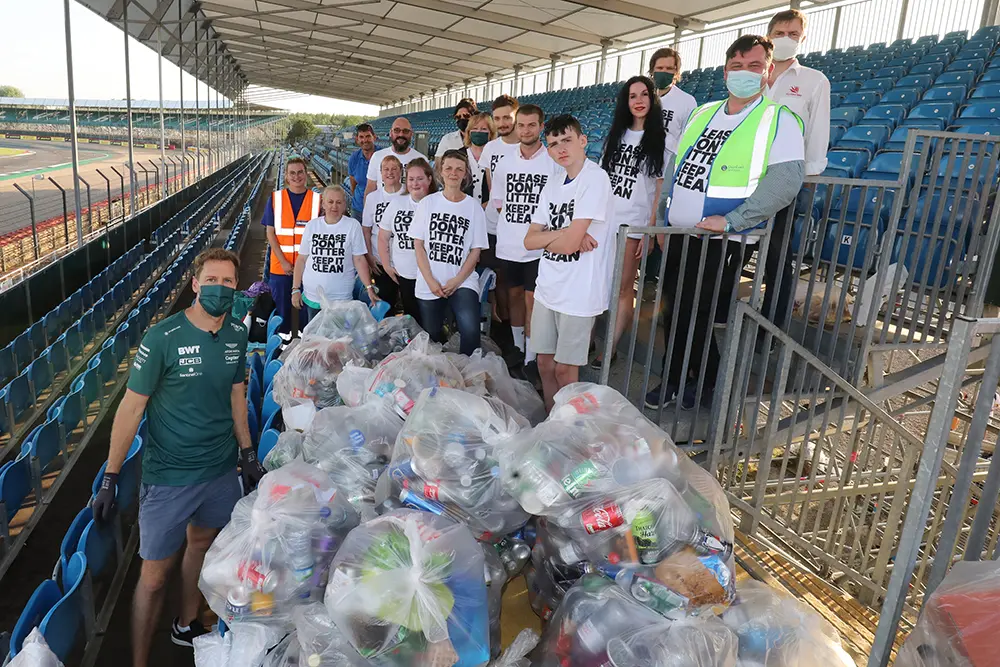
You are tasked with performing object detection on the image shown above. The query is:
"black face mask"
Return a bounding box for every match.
[456,117,470,132]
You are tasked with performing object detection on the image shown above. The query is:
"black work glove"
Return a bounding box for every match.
[240,447,267,492]
[93,472,118,523]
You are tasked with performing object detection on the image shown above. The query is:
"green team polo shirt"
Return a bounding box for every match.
[128,311,248,486]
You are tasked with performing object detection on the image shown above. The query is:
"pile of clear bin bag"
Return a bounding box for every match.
[196,308,860,666]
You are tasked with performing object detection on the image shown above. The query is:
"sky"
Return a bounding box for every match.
[0,0,380,116]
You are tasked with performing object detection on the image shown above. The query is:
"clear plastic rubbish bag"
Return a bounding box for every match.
[378,315,424,357]
[336,365,371,408]
[532,574,666,666]
[606,619,738,667]
[359,333,465,418]
[461,351,545,425]
[445,333,503,358]
[303,298,380,360]
[9,629,63,667]
[524,519,593,618]
[482,542,508,659]
[324,509,491,666]
[263,431,306,471]
[490,629,538,667]
[895,560,1000,667]
[292,604,366,667]
[385,387,530,540]
[271,335,369,413]
[199,461,360,627]
[302,399,404,518]
[722,582,855,667]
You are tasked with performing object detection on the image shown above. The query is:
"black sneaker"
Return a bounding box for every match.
[644,383,677,410]
[680,384,714,410]
[171,617,209,647]
[523,360,543,392]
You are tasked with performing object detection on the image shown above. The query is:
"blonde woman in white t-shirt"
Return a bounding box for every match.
[593,75,667,369]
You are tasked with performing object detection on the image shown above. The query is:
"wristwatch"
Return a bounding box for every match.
[291,287,301,294]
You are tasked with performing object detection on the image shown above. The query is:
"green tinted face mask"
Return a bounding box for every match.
[653,71,674,90]
[470,131,490,146]
[198,284,235,317]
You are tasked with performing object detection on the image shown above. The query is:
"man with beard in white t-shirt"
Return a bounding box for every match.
[524,115,613,409]
[491,104,565,380]
[364,116,428,197]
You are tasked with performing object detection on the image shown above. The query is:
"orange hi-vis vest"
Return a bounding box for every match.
[269,189,320,275]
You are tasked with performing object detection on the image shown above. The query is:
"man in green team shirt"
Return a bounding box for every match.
[92,248,266,666]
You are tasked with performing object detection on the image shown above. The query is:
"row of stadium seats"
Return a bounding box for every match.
[224,153,273,254]
[1,152,274,663]
[0,109,281,131]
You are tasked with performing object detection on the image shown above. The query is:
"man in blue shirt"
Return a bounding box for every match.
[348,123,376,218]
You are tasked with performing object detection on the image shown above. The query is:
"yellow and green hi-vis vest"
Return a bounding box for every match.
[672,96,803,228]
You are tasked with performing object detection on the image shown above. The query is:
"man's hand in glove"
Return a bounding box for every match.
[240,447,267,492]
[92,472,118,523]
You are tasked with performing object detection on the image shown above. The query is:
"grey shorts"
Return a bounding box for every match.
[138,470,242,561]
[529,302,596,366]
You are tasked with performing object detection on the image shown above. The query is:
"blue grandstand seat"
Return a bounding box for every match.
[12,333,33,375]
[924,152,1000,190]
[959,102,1000,121]
[42,312,61,346]
[919,53,952,65]
[825,151,869,178]
[860,104,906,130]
[27,352,52,402]
[258,428,280,462]
[58,507,91,581]
[264,334,282,364]
[952,123,1000,137]
[836,126,889,155]
[248,373,262,411]
[893,192,974,288]
[844,91,882,109]
[947,58,986,75]
[970,83,1000,103]
[0,453,32,528]
[904,102,957,130]
[64,326,83,361]
[262,390,279,425]
[923,85,967,101]
[829,125,846,147]
[8,578,62,658]
[910,62,946,77]
[930,43,962,58]
[888,56,919,68]
[818,187,896,270]
[262,408,280,435]
[861,77,895,93]
[54,387,86,437]
[29,418,63,479]
[80,518,116,577]
[881,88,921,109]
[877,66,908,79]
[28,322,46,356]
[959,48,992,62]
[863,152,924,185]
[0,345,15,387]
[832,81,861,94]
[248,399,259,440]
[980,70,1000,82]
[936,70,976,86]
[39,551,89,662]
[897,74,935,91]
[116,436,143,511]
[263,359,282,389]
[47,338,68,377]
[830,106,864,127]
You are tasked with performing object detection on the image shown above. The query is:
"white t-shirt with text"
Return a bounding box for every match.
[300,216,368,304]
[409,192,489,300]
[362,186,404,266]
[668,98,804,243]
[366,146,428,191]
[533,161,615,318]
[491,145,565,263]
[660,85,698,155]
[604,129,662,235]
[481,138,520,235]
[378,194,421,280]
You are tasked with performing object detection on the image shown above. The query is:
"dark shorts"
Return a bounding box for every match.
[478,234,502,271]
[505,259,539,292]
[138,470,242,560]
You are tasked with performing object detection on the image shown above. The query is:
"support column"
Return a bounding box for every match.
[123,0,137,216]
[832,6,843,48]
[178,0,186,188]
[895,0,910,41]
[463,79,470,99]
[790,0,801,8]
[513,66,521,97]
[548,56,558,92]
[485,74,493,100]
[598,39,610,83]
[63,0,84,244]
[157,30,167,198]
[207,36,213,174]
[697,37,705,69]
[615,54,622,82]
[446,84,452,108]
[194,18,201,179]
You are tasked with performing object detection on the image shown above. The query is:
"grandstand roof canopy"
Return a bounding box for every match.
[79,0,799,106]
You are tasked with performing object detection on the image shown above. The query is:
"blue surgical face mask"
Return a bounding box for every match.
[726,70,764,99]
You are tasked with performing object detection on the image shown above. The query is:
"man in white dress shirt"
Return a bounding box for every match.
[764,8,831,327]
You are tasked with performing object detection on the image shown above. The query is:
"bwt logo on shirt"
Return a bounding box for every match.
[178,345,201,355]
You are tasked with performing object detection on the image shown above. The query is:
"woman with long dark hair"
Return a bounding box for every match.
[594,75,667,368]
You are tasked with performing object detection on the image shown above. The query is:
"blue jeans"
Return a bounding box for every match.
[419,288,481,355]
[267,273,292,334]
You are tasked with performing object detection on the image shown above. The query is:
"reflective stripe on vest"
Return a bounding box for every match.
[269,189,319,273]
[673,97,802,224]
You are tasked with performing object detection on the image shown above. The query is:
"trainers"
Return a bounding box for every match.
[644,383,677,410]
[523,360,543,391]
[680,384,714,410]
[171,617,209,647]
